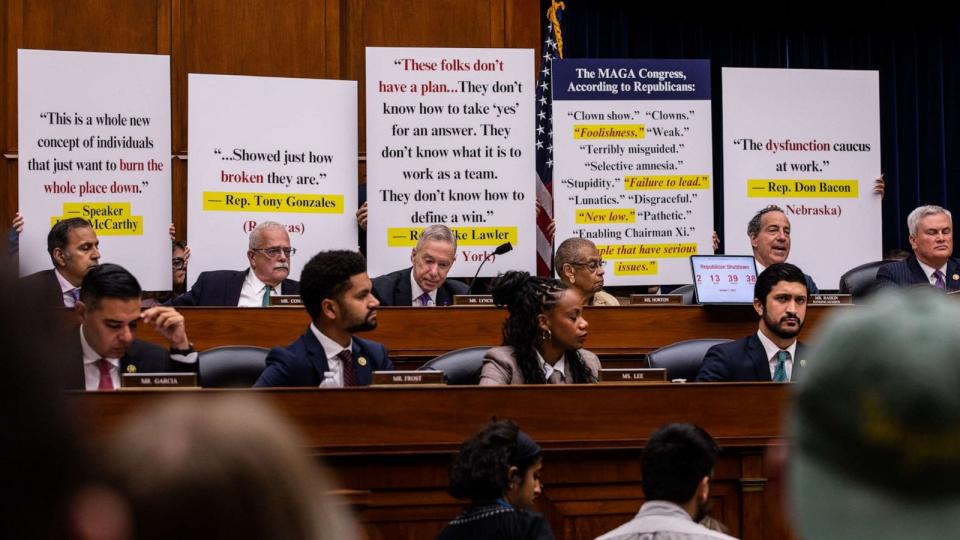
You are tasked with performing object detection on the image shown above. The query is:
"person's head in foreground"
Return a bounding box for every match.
[492,270,595,383]
[643,423,720,523]
[790,289,960,539]
[101,396,358,540]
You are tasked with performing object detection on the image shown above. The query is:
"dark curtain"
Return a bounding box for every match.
[544,2,960,255]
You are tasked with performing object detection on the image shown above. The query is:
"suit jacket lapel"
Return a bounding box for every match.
[792,342,808,382]
[226,270,248,305]
[303,330,330,382]
[352,340,374,385]
[907,256,931,286]
[947,259,960,291]
[747,334,772,382]
[396,268,414,306]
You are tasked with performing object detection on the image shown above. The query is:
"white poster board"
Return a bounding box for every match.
[365,47,536,277]
[187,74,358,283]
[722,67,882,288]
[18,49,172,288]
[552,59,714,285]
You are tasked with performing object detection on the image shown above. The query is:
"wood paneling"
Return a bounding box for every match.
[70,384,795,539]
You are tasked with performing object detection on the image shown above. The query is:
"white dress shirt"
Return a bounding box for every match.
[310,323,353,387]
[55,269,79,308]
[80,327,119,390]
[756,330,797,381]
[238,270,282,307]
[916,259,949,286]
[409,273,437,306]
[538,350,566,382]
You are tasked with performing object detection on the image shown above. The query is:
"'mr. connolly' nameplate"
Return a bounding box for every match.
[599,368,668,384]
[121,373,198,389]
[270,295,303,306]
[372,370,445,386]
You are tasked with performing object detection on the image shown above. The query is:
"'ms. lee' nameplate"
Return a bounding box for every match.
[121,373,198,389]
[599,368,667,384]
[372,370,445,386]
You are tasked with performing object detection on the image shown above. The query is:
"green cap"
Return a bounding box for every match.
[790,289,960,539]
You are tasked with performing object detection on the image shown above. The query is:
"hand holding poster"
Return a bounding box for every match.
[18,50,172,288]
[551,59,713,285]
[187,74,358,283]
[365,47,535,277]
[722,68,882,288]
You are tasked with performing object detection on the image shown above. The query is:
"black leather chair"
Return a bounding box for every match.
[199,345,270,388]
[418,346,490,385]
[646,338,731,381]
[838,260,887,300]
[671,284,697,305]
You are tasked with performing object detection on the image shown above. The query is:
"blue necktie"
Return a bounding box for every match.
[773,350,789,382]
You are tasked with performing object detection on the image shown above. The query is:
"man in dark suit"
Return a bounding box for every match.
[255,250,392,387]
[877,205,960,290]
[696,263,810,382]
[20,217,100,308]
[372,224,468,306]
[168,221,299,306]
[62,263,197,390]
[747,205,819,294]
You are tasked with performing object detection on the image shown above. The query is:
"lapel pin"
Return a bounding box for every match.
[952,274,959,281]
[357,357,368,367]
[799,359,807,368]
[126,364,137,373]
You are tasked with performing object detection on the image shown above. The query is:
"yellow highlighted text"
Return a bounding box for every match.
[573,124,645,139]
[624,175,710,190]
[614,260,658,276]
[575,208,636,224]
[203,191,344,213]
[747,179,858,198]
[388,226,517,247]
[597,243,698,259]
[53,202,142,235]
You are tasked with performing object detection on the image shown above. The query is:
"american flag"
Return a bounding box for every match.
[534,2,564,276]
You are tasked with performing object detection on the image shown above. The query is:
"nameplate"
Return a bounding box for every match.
[808,294,852,305]
[453,295,495,306]
[629,294,683,305]
[372,370,445,386]
[599,368,668,384]
[270,295,302,306]
[121,373,198,389]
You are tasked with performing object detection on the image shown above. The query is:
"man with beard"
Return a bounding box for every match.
[254,250,392,387]
[167,221,299,307]
[596,423,735,540]
[696,263,809,382]
[555,237,619,306]
[747,205,819,294]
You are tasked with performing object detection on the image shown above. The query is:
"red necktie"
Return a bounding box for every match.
[339,349,357,387]
[96,359,114,391]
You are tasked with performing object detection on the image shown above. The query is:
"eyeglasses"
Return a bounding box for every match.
[570,259,606,272]
[252,247,296,258]
[172,257,186,270]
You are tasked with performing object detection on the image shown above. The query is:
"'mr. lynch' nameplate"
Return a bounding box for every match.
[599,368,668,384]
[372,370,445,386]
[121,373,198,389]
[453,295,495,306]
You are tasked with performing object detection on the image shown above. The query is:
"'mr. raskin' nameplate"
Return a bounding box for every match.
[453,295,495,306]
[372,370,445,386]
[599,368,667,384]
[808,294,852,305]
[121,373,198,389]
[269,295,303,306]
[630,294,683,305]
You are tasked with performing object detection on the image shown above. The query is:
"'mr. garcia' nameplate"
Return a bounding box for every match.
[121,373,198,389]
[599,368,667,384]
[372,370,445,386]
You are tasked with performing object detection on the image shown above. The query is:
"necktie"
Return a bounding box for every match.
[773,350,789,382]
[415,292,431,306]
[67,288,80,307]
[933,270,946,290]
[547,370,565,384]
[339,348,357,387]
[261,285,273,306]
[96,359,114,391]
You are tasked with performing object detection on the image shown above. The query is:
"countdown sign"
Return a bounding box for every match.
[689,255,758,305]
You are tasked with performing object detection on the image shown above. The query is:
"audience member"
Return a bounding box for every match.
[481,271,599,385]
[168,221,299,306]
[20,217,101,308]
[790,289,960,539]
[372,224,468,306]
[696,263,809,382]
[596,423,735,540]
[876,204,960,290]
[142,240,190,306]
[101,395,358,540]
[437,420,553,540]
[746,205,819,293]
[555,237,619,306]
[255,250,392,387]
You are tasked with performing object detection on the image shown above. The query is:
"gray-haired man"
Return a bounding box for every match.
[371,224,468,306]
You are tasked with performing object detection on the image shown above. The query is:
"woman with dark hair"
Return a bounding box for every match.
[480,271,600,385]
[437,421,554,540]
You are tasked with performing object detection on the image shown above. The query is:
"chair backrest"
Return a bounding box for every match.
[646,338,732,381]
[671,283,697,305]
[838,260,888,299]
[199,345,270,388]
[418,346,490,385]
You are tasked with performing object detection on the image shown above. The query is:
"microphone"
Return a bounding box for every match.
[467,242,513,294]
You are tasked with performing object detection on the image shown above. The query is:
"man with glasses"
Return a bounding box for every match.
[555,237,619,306]
[371,224,468,306]
[167,221,300,307]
